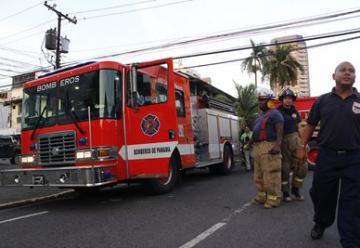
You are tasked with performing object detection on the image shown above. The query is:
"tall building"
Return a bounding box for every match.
[271,35,311,97]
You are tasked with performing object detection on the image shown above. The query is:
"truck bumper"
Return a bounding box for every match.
[0,165,117,187]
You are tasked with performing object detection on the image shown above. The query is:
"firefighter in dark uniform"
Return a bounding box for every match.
[299,61,360,247]
[277,88,307,202]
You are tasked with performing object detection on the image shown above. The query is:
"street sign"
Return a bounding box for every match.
[12,72,36,88]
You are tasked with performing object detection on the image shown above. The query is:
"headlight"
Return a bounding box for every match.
[21,155,35,164]
[76,147,117,161]
[76,150,92,160]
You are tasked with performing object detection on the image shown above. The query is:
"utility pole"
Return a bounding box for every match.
[44,1,77,69]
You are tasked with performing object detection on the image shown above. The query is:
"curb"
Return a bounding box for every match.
[0,190,74,210]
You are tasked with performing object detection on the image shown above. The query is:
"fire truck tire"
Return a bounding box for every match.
[74,187,100,196]
[10,157,16,165]
[209,144,234,175]
[146,155,179,194]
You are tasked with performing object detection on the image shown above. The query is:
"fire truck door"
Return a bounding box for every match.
[123,59,178,178]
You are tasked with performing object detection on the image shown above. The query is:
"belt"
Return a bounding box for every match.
[322,147,360,155]
[334,150,360,155]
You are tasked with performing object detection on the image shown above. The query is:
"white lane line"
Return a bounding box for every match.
[179,222,227,248]
[0,211,48,224]
[179,201,253,248]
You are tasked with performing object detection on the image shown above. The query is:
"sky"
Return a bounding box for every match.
[1,0,360,97]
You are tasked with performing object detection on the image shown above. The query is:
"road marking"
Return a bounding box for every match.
[179,201,252,248]
[179,222,227,248]
[0,211,48,224]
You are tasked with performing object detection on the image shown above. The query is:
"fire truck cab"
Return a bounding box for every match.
[0,58,240,194]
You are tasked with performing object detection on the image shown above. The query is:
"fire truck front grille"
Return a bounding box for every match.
[38,131,76,166]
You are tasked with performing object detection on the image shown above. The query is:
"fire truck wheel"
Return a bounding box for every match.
[10,157,16,165]
[74,187,100,196]
[146,155,179,194]
[210,145,234,175]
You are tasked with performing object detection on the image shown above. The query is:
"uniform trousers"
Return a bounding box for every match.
[253,141,282,206]
[281,133,308,193]
[310,147,360,248]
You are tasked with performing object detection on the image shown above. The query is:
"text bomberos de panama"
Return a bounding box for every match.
[133,146,171,155]
[36,76,80,92]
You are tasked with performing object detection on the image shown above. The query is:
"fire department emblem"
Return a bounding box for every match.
[141,114,160,136]
[352,102,360,114]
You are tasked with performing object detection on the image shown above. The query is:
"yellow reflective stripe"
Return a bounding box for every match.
[258,192,266,196]
[294,177,304,182]
[268,195,278,201]
[282,181,289,185]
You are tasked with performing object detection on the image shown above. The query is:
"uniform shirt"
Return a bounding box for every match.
[277,105,301,135]
[252,109,284,142]
[307,87,360,150]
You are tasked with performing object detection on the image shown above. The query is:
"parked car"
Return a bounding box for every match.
[0,135,20,164]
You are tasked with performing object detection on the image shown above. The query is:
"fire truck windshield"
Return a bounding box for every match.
[22,69,121,130]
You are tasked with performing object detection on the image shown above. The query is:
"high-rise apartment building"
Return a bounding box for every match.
[271,35,311,97]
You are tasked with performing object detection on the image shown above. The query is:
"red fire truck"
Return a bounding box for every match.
[0,58,240,193]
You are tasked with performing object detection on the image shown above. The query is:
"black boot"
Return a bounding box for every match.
[311,223,325,240]
[283,192,292,202]
[291,187,304,201]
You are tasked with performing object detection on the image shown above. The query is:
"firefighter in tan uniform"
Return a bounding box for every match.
[277,88,308,202]
[251,88,284,209]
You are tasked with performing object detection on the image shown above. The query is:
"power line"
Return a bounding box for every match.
[65,6,360,58]
[0,56,43,68]
[69,9,360,62]
[66,9,360,61]
[69,0,156,14]
[174,28,360,60]
[0,19,54,41]
[0,46,41,60]
[0,62,25,69]
[176,34,360,70]
[0,2,42,23]
[0,30,45,46]
[78,0,193,20]
[67,26,360,64]
[0,68,23,73]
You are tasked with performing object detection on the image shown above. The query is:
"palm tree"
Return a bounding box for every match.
[264,43,304,89]
[234,82,258,128]
[241,39,268,88]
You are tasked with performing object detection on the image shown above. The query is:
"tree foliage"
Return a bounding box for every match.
[263,43,304,89]
[234,82,258,128]
[241,39,268,88]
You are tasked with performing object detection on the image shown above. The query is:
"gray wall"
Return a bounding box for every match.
[0,104,9,129]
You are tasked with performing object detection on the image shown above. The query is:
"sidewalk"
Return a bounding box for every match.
[0,160,72,208]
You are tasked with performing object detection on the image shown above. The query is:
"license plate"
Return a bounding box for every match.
[33,175,46,185]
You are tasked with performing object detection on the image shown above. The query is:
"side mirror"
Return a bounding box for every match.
[129,66,139,108]
[130,66,138,93]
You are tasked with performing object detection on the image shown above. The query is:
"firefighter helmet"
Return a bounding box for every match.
[279,88,297,100]
[255,87,275,100]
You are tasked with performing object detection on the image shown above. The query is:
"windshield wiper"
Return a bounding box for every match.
[30,105,47,140]
[65,90,85,134]
[68,109,85,134]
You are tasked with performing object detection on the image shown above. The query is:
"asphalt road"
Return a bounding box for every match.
[0,165,341,248]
